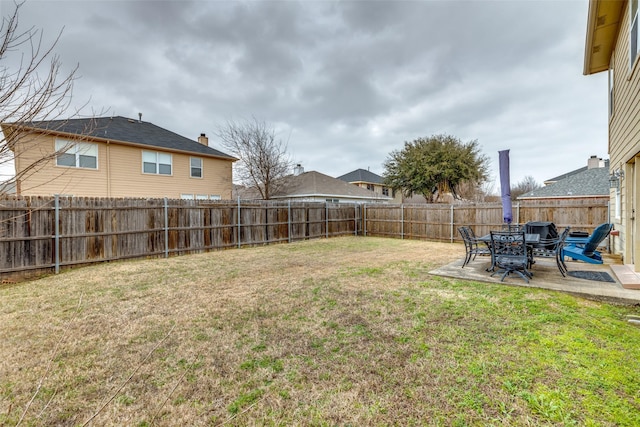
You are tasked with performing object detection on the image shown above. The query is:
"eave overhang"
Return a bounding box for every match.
[584,0,625,75]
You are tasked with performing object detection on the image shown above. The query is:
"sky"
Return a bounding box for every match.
[1,0,609,191]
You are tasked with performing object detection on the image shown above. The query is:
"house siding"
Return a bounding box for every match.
[12,132,233,199]
[608,0,640,264]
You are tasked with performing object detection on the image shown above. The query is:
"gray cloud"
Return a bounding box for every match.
[6,0,608,187]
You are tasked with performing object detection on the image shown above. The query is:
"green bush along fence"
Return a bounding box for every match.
[0,196,608,280]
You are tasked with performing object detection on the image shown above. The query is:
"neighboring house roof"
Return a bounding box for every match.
[519,167,610,199]
[337,168,384,184]
[583,0,624,75]
[4,116,236,160]
[238,170,392,202]
[544,166,588,185]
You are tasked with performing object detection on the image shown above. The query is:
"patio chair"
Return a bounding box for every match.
[490,230,531,283]
[562,223,613,265]
[458,226,491,268]
[501,223,523,232]
[530,227,571,276]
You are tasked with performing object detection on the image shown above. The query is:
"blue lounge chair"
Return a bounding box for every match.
[562,223,613,264]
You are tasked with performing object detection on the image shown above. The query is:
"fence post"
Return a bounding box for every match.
[54,194,60,274]
[401,204,404,239]
[164,197,169,258]
[325,203,329,238]
[237,197,241,249]
[516,201,521,225]
[354,204,358,236]
[288,200,292,243]
[450,204,454,243]
[363,204,367,236]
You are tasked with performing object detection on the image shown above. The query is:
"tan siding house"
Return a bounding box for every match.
[584,0,640,268]
[2,116,236,199]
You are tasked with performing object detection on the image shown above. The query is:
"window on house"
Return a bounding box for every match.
[55,140,98,169]
[609,57,615,118]
[382,187,389,196]
[366,183,374,191]
[196,194,208,200]
[210,195,221,200]
[181,194,194,200]
[631,0,639,67]
[142,151,172,175]
[190,157,202,178]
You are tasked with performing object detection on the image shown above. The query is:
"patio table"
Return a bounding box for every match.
[477,233,540,272]
[477,233,540,245]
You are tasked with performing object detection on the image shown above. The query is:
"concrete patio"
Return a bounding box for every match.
[429,253,640,305]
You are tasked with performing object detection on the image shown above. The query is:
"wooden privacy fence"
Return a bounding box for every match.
[0,196,609,280]
[0,197,361,280]
[362,199,610,241]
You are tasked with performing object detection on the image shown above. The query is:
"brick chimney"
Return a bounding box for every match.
[198,133,209,146]
[587,155,603,169]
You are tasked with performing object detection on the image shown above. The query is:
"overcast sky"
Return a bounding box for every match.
[2,0,608,191]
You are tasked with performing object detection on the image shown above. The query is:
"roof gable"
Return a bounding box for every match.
[9,116,236,160]
[544,166,588,184]
[274,171,390,200]
[337,168,384,184]
[238,170,392,201]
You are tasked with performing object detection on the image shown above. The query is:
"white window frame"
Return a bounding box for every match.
[190,157,203,178]
[608,55,614,118]
[631,0,639,69]
[55,139,98,169]
[142,150,172,176]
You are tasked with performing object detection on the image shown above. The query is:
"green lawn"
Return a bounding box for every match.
[1,236,639,426]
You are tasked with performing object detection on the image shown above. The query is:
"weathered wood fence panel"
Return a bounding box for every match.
[0,196,609,281]
[364,200,609,242]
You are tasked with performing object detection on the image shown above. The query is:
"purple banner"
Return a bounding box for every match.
[499,149,512,224]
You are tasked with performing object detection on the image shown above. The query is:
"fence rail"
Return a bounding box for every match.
[0,196,609,281]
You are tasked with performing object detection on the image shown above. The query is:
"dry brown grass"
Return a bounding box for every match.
[1,236,639,426]
[0,237,460,426]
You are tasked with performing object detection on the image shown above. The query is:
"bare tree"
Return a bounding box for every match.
[217,117,292,200]
[0,1,88,195]
[511,175,541,200]
[455,179,497,202]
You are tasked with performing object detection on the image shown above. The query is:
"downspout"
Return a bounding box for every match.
[106,141,111,197]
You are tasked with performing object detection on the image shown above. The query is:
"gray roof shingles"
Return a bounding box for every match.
[275,171,387,199]
[337,168,384,184]
[18,116,236,160]
[239,171,391,201]
[519,167,610,199]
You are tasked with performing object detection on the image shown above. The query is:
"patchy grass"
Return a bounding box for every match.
[1,236,639,426]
